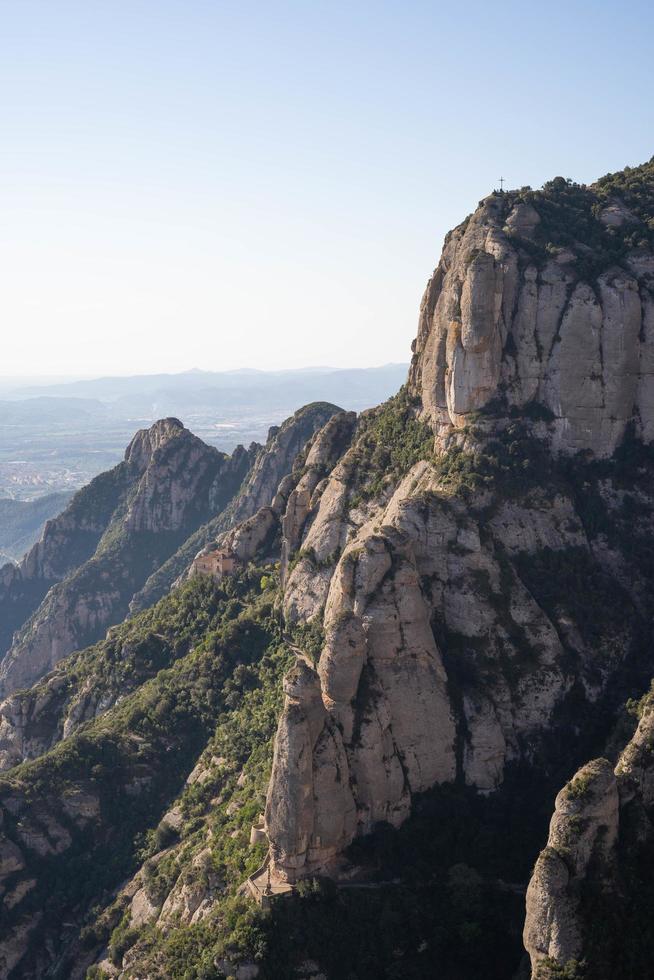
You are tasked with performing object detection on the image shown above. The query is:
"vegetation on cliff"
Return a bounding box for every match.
[348,386,434,505]
[504,156,654,280]
[0,567,282,977]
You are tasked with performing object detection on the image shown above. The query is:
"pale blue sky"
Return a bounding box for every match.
[1,0,653,376]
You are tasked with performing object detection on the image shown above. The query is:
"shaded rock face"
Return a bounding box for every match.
[407,193,654,457]
[0,749,190,979]
[0,419,248,696]
[230,402,343,528]
[524,758,619,973]
[0,672,71,770]
[129,401,342,614]
[0,631,169,771]
[0,784,102,977]
[524,691,654,978]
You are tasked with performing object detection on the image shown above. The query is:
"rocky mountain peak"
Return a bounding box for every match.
[124,416,189,468]
[409,157,654,457]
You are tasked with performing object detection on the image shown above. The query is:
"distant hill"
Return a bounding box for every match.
[5,364,409,415]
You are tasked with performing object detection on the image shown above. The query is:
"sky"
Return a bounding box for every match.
[1,0,653,378]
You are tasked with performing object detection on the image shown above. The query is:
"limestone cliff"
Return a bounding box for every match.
[408,170,654,457]
[265,159,654,883]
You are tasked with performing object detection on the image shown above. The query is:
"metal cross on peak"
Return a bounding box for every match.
[498,176,505,192]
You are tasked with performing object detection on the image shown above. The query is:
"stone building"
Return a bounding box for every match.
[191,549,238,581]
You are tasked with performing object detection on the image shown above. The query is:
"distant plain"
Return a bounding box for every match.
[0,365,407,560]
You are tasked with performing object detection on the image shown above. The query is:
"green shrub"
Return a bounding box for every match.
[504,157,654,282]
[348,386,435,502]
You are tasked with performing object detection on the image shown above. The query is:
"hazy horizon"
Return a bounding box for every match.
[0,361,408,383]
[0,362,410,401]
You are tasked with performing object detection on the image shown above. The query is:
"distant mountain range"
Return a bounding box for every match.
[1,364,408,414]
[0,364,408,501]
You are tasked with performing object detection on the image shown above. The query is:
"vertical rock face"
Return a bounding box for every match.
[266,659,356,880]
[407,178,654,457]
[524,691,654,978]
[524,758,619,973]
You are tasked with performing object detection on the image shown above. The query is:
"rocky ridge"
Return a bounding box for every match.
[0,418,241,695]
[0,405,338,700]
[0,404,339,769]
[129,402,341,613]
